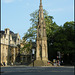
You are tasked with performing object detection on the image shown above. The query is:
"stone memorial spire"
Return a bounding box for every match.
[36,0,48,61]
[30,0,52,66]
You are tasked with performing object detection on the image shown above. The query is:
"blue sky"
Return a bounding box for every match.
[1,0,74,39]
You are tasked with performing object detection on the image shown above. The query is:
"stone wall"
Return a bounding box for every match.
[0,28,20,66]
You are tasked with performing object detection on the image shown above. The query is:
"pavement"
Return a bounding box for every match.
[1,64,74,67]
[0,65,74,75]
[1,65,74,71]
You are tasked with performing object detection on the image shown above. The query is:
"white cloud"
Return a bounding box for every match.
[3,0,15,3]
[50,8,64,12]
[2,0,24,3]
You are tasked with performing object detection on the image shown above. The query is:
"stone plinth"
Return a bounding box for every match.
[29,60,52,67]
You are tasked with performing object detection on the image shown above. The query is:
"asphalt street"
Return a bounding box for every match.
[1,66,74,75]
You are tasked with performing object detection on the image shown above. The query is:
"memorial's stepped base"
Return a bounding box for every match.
[29,60,52,66]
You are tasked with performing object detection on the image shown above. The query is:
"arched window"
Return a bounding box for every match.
[44,44,46,57]
[39,45,42,60]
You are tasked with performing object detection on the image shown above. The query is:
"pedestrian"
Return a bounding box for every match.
[57,60,59,66]
[0,63,3,66]
[59,61,60,66]
[61,60,63,65]
[48,60,50,64]
[21,61,22,64]
[53,59,56,66]
[3,62,5,66]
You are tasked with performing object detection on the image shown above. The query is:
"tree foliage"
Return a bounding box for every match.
[53,21,75,54]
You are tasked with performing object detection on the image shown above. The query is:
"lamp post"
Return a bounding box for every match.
[32,48,35,67]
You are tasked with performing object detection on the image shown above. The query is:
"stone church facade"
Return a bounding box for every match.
[0,28,20,65]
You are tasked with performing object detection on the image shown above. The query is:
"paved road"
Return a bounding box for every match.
[1,66,74,75]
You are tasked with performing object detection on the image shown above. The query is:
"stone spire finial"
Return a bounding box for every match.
[40,0,42,6]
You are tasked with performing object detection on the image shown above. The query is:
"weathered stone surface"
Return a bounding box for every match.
[29,60,52,66]
[36,0,48,62]
[0,28,20,65]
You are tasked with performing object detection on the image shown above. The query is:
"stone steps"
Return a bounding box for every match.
[29,60,52,67]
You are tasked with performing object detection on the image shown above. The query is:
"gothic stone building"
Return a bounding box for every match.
[0,28,20,65]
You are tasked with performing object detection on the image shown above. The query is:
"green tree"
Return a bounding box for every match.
[20,39,32,54]
[53,21,74,54]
